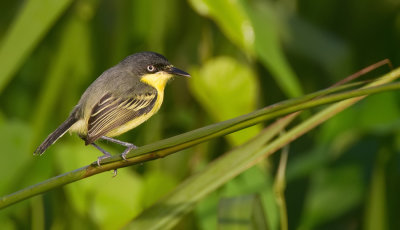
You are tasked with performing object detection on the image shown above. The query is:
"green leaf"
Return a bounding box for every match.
[218,194,268,230]
[190,56,261,145]
[188,0,254,52]
[0,0,74,92]
[188,0,302,97]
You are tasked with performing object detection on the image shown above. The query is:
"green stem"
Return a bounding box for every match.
[1,68,400,209]
[275,137,289,230]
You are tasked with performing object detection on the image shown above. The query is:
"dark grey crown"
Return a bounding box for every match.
[120,52,171,75]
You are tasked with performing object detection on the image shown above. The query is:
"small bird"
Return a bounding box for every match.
[34,51,190,165]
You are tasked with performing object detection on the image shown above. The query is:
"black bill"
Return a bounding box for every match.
[166,66,191,77]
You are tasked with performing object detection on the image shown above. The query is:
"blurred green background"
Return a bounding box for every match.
[1,0,400,229]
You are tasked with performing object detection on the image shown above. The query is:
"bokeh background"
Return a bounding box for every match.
[1,0,400,229]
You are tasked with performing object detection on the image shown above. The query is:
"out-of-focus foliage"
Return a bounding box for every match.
[0,0,400,229]
[218,194,269,229]
[190,56,261,145]
[189,0,303,97]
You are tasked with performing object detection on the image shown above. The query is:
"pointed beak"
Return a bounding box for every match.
[166,66,191,77]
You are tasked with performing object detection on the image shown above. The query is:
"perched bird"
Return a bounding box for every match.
[34,51,190,165]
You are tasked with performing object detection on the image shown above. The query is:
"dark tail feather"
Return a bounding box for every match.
[34,116,78,155]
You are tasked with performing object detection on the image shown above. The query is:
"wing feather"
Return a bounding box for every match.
[85,91,157,144]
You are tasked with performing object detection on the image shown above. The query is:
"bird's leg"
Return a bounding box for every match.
[91,142,118,176]
[91,143,112,166]
[100,136,137,160]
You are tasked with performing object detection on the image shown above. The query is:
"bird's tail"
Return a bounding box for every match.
[34,115,78,155]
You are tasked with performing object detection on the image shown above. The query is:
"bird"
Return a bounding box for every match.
[34,51,190,166]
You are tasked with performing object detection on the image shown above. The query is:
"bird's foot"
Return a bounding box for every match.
[121,144,137,161]
[99,136,137,161]
[96,153,112,167]
[91,142,112,166]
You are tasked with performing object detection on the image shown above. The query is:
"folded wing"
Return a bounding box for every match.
[85,91,157,144]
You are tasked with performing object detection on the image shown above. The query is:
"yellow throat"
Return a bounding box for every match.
[140,71,174,93]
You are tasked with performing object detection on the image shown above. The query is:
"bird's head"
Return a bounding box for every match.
[122,52,190,91]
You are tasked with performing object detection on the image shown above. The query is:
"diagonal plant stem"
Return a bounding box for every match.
[275,134,289,230]
[1,68,400,210]
[127,65,400,230]
[268,59,392,230]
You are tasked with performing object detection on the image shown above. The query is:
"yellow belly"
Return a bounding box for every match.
[69,119,87,135]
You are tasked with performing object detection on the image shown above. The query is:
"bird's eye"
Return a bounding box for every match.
[147,65,156,72]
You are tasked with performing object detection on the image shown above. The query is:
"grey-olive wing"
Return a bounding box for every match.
[85,92,157,144]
